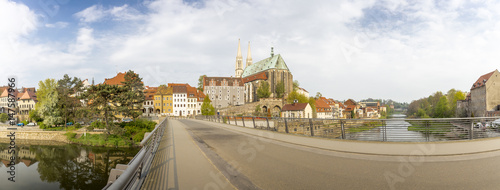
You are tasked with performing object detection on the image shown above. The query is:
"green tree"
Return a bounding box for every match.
[201,95,215,115]
[434,96,450,118]
[416,108,429,118]
[254,105,262,116]
[82,84,126,134]
[293,80,300,91]
[118,70,145,120]
[57,74,83,127]
[37,78,62,127]
[257,81,271,99]
[308,97,317,118]
[286,91,309,104]
[29,110,43,122]
[0,113,8,122]
[315,92,322,99]
[198,75,207,91]
[275,81,285,98]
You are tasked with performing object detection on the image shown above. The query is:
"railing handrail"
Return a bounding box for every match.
[200,115,500,121]
[103,117,168,190]
[196,115,500,142]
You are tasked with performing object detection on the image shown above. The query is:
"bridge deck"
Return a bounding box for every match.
[140,119,234,190]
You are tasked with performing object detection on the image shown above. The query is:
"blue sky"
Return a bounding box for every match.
[1,0,500,103]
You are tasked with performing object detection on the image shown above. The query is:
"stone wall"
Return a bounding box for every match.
[0,131,70,143]
[471,86,486,116]
[486,72,500,111]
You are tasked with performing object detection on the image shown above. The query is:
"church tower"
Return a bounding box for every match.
[246,41,252,67]
[235,39,243,78]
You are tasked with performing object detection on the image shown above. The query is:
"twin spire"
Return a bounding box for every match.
[235,39,252,78]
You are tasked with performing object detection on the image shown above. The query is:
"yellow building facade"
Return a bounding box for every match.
[154,87,173,115]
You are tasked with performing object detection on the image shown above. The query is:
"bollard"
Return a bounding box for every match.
[228,116,230,125]
[252,117,256,128]
[242,117,245,127]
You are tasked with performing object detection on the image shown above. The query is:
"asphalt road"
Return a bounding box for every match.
[178,119,500,190]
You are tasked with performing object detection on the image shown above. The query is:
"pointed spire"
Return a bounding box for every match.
[237,39,242,58]
[235,39,243,78]
[246,41,252,67]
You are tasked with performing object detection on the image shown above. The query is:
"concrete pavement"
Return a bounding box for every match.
[140,119,235,190]
[179,119,500,190]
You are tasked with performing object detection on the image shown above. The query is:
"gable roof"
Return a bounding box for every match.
[19,90,37,101]
[144,86,158,100]
[471,70,498,90]
[1,88,19,98]
[241,54,289,78]
[242,72,268,83]
[103,72,126,86]
[282,103,309,111]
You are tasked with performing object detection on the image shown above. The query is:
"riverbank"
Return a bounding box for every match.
[0,130,106,143]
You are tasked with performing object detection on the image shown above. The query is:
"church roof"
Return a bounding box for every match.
[241,54,290,78]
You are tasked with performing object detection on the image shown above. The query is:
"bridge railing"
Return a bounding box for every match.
[195,115,500,142]
[103,117,168,190]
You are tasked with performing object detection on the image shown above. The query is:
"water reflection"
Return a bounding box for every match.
[346,114,441,142]
[0,143,139,190]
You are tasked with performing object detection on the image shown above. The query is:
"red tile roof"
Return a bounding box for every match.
[19,90,37,101]
[344,99,357,106]
[1,88,19,98]
[144,86,158,101]
[204,77,244,88]
[315,98,331,112]
[242,72,268,83]
[471,70,496,90]
[103,72,126,86]
[282,103,309,111]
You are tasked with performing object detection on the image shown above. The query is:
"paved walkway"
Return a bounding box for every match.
[141,119,235,190]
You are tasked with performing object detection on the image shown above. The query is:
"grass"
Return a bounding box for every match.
[407,120,453,135]
[347,121,382,133]
[66,133,135,147]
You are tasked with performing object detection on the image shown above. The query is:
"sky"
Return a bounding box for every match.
[1,0,499,103]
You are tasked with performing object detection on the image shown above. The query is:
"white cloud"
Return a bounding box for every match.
[45,21,68,28]
[69,27,96,55]
[74,5,106,23]
[74,4,143,24]
[5,0,500,103]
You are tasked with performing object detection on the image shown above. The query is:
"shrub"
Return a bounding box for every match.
[91,121,106,129]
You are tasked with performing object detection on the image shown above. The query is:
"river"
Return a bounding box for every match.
[345,114,442,142]
[0,142,139,189]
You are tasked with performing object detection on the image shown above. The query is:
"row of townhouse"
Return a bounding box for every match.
[0,87,37,121]
[97,72,207,118]
[149,83,206,117]
[280,96,387,119]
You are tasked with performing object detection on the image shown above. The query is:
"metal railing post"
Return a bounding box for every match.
[470,121,474,140]
[266,117,270,130]
[242,117,245,127]
[284,118,289,133]
[252,117,256,128]
[341,120,345,139]
[309,119,314,137]
[228,116,230,125]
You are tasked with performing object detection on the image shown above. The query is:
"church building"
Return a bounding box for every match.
[234,40,294,103]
